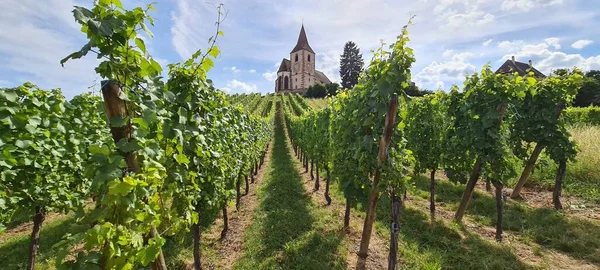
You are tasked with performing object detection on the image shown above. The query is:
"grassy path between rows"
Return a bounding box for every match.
[235,104,599,269]
[233,106,347,269]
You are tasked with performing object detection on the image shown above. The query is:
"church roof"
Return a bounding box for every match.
[315,70,331,84]
[290,25,315,54]
[495,57,546,78]
[277,58,291,72]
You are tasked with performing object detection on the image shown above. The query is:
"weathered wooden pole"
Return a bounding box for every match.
[101,80,167,270]
[387,192,402,270]
[356,95,399,270]
[512,102,565,198]
[553,160,567,210]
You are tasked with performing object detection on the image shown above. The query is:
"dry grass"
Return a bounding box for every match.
[305,98,329,110]
[531,124,600,202]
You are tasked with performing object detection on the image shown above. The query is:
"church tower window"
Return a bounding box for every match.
[295,54,298,62]
[308,55,311,62]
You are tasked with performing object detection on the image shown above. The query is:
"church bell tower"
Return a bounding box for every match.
[289,25,316,90]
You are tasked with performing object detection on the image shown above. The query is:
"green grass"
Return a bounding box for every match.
[305,98,329,110]
[234,106,346,269]
[411,176,600,265]
[161,229,220,269]
[530,125,600,202]
[0,215,74,269]
[328,182,534,269]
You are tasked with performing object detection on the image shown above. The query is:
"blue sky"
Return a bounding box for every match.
[1,0,600,98]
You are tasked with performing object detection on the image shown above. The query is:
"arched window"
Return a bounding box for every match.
[277,76,282,91]
[284,76,289,89]
[295,54,298,62]
[308,55,311,62]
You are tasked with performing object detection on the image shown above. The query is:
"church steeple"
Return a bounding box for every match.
[290,25,314,54]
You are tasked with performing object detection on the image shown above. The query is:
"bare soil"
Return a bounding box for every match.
[0,211,66,242]
[409,180,600,270]
[434,170,600,221]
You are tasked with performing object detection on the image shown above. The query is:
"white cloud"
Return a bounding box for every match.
[316,52,340,82]
[171,0,221,60]
[498,40,525,51]
[414,51,476,89]
[442,49,454,58]
[0,0,99,98]
[502,0,535,12]
[225,66,257,74]
[222,79,258,93]
[1,0,592,96]
[445,10,495,28]
[262,71,277,82]
[435,81,445,89]
[433,0,495,28]
[166,0,594,93]
[501,40,600,74]
[571,40,593,50]
[544,37,561,50]
[483,39,493,46]
[501,0,563,12]
[452,52,474,61]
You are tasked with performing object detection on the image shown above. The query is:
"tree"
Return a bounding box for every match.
[585,69,600,81]
[553,68,570,77]
[555,69,599,107]
[573,76,600,107]
[304,84,327,98]
[325,83,340,96]
[339,41,364,89]
[406,82,434,97]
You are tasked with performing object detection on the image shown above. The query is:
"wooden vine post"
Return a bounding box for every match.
[27,206,45,270]
[325,164,332,205]
[356,95,399,270]
[456,101,509,243]
[553,160,567,210]
[314,161,320,191]
[388,192,402,270]
[510,144,544,198]
[101,80,167,270]
[491,103,508,242]
[454,158,482,222]
[552,101,568,210]
[429,169,436,213]
[511,102,566,199]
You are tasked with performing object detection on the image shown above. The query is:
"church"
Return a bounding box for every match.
[274,25,331,94]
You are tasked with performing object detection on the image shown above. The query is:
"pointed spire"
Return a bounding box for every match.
[291,24,314,54]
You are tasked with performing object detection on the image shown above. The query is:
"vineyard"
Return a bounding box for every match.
[1,1,599,270]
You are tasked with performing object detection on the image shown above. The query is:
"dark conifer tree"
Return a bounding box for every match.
[339,41,364,90]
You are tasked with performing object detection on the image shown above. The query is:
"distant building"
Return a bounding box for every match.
[495,56,546,78]
[275,25,331,94]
